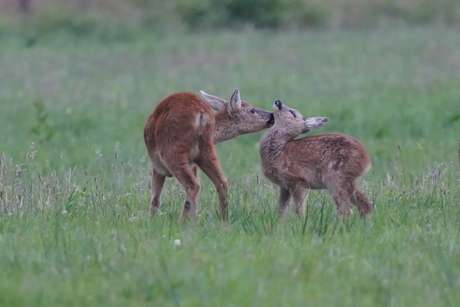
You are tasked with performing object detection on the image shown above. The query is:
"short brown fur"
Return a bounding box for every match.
[144,89,273,222]
[259,100,372,219]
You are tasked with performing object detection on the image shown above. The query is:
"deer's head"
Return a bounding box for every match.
[200,89,275,136]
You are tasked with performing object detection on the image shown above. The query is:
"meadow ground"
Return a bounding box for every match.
[0,26,460,306]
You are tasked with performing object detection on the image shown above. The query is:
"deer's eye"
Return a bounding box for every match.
[250,109,256,114]
[289,110,297,118]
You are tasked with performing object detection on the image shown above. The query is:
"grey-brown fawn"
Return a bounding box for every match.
[259,99,372,219]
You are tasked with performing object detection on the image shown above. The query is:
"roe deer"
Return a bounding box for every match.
[144,89,274,223]
[259,99,372,219]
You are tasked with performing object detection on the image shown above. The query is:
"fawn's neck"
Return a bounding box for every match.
[259,129,290,162]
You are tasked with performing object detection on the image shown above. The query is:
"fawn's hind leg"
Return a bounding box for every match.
[291,186,308,216]
[348,182,372,217]
[327,184,353,219]
[278,187,292,216]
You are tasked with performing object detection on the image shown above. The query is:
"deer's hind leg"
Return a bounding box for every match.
[162,152,201,223]
[348,182,372,217]
[149,169,166,218]
[196,144,228,220]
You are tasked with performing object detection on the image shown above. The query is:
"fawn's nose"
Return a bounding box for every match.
[274,100,283,110]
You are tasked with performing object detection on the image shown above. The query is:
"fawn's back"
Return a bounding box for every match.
[278,133,371,189]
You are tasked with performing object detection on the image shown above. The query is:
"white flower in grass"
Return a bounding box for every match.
[128,214,137,222]
[174,239,181,246]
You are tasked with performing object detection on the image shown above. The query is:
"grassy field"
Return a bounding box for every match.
[0,26,460,306]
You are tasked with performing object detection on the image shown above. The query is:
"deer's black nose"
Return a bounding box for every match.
[267,113,275,126]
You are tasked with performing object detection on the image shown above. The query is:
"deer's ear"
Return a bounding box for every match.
[229,88,242,113]
[302,117,328,134]
[200,90,226,111]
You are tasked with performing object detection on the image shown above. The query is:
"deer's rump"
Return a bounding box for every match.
[143,92,216,177]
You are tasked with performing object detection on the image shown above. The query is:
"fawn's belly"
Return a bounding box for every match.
[264,166,326,190]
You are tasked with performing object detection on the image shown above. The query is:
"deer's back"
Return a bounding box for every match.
[144,92,215,157]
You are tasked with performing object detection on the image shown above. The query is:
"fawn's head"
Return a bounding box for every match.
[272,99,328,139]
[200,89,274,134]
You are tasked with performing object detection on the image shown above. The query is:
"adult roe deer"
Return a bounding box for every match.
[144,89,274,223]
[259,99,372,218]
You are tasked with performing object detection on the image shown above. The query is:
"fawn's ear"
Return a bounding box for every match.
[301,117,328,134]
[200,90,226,111]
[229,88,242,113]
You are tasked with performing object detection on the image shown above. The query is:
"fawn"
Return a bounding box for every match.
[259,99,372,218]
[144,89,274,223]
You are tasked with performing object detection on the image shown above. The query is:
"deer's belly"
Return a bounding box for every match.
[150,154,173,177]
[150,142,201,177]
[188,143,200,161]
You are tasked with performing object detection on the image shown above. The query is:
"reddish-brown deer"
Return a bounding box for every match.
[144,89,274,223]
[259,99,372,218]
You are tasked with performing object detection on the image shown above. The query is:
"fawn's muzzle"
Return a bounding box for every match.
[274,99,283,110]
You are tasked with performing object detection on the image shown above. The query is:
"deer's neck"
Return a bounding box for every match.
[213,111,239,144]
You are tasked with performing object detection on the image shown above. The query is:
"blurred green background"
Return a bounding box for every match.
[0,0,459,174]
[1,0,459,178]
[1,0,460,38]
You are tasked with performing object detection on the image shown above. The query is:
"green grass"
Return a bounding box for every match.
[0,26,460,306]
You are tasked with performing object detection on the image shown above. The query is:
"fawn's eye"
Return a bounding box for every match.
[250,109,256,114]
[289,110,297,118]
